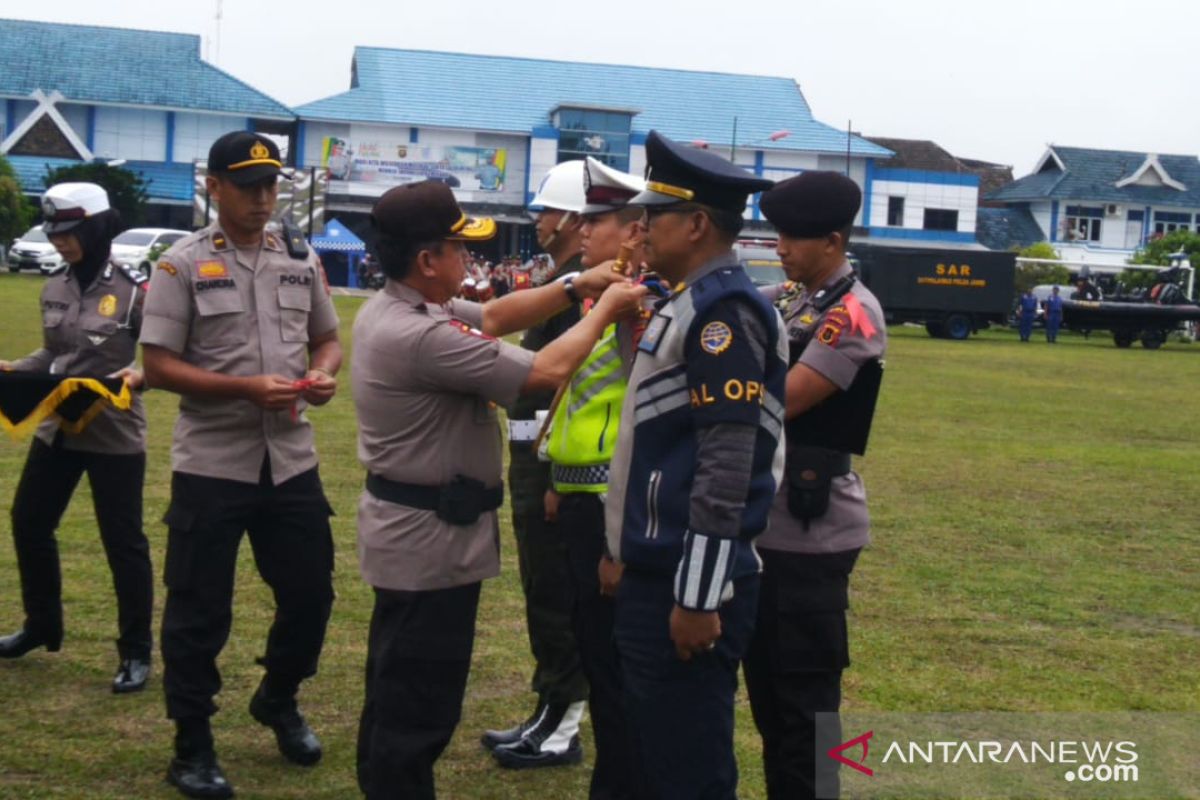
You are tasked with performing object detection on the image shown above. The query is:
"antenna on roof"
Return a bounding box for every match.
[846,119,852,176]
[213,0,224,66]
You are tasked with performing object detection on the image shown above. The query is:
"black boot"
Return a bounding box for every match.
[168,719,232,799]
[480,701,547,751]
[167,752,233,799]
[249,679,322,766]
[0,629,61,659]
[113,657,151,694]
[492,701,586,769]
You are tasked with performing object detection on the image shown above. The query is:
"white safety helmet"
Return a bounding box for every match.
[528,160,587,214]
[41,182,111,234]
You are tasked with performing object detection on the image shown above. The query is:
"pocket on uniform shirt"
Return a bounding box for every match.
[43,310,67,349]
[277,286,311,343]
[194,290,246,345]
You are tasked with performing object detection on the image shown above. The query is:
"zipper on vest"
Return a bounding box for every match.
[645,469,662,540]
[597,402,612,452]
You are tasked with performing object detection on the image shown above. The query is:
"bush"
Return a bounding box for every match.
[1130,230,1200,267]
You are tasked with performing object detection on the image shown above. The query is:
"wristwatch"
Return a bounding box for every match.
[561,274,581,304]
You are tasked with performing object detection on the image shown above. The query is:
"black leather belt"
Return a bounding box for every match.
[830,453,852,476]
[366,473,504,512]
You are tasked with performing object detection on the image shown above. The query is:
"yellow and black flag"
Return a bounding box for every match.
[0,372,132,440]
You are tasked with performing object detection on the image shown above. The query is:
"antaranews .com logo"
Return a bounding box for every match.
[813,713,1197,799]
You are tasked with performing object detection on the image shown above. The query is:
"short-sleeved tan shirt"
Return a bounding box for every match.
[139,224,339,485]
[758,261,887,554]
[352,280,535,591]
[11,260,147,454]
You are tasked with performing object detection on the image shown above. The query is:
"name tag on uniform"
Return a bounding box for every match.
[638,314,670,354]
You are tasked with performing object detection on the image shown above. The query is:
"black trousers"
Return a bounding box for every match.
[9,438,152,658]
[742,547,861,800]
[356,582,481,800]
[509,447,587,706]
[558,493,646,800]
[615,569,759,800]
[160,465,334,723]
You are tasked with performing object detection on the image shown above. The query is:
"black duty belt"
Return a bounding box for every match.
[366,473,504,513]
[828,453,852,476]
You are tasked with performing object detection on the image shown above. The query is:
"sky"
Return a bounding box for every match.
[7,0,1199,173]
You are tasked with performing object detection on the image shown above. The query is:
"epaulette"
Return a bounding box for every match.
[44,262,68,276]
[118,263,148,285]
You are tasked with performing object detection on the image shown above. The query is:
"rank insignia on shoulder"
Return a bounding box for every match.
[157,261,178,276]
[118,263,148,284]
[638,314,671,354]
[799,313,814,325]
[449,319,494,340]
[700,320,733,355]
[212,233,228,249]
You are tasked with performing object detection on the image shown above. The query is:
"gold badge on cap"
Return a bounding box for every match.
[250,141,270,160]
[98,294,118,317]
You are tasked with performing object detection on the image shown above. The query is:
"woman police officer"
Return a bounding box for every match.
[0,182,154,694]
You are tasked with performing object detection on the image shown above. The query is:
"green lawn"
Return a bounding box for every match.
[0,272,1197,799]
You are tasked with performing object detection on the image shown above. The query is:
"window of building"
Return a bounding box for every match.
[887,196,905,226]
[554,108,632,171]
[923,208,958,231]
[1064,205,1103,242]
[1153,210,1192,236]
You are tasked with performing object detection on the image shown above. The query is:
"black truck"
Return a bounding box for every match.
[849,242,1017,339]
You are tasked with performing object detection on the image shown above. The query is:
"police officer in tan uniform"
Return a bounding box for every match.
[745,172,887,800]
[0,182,153,694]
[352,180,646,800]
[140,131,341,800]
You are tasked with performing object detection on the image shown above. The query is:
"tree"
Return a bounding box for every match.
[1129,229,1200,267]
[1014,242,1069,295]
[42,162,148,228]
[0,154,35,246]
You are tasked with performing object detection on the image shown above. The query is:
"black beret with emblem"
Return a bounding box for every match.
[208,131,283,185]
[371,180,496,245]
[759,171,862,238]
[629,130,773,214]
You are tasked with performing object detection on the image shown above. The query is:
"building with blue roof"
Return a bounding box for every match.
[987,145,1200,268]
[0,18,294,228]
[294,47,895,253]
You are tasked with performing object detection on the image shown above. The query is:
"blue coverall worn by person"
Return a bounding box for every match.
[1044,286,1063,342]
[605,130,788,799]
[1018,289,1038,342]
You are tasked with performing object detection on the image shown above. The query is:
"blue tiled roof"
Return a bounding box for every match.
[976,206,1045,251]
[0,18,292,119]
[988,146,1200,208]
[296,48,891,157]
[7,155,194,201]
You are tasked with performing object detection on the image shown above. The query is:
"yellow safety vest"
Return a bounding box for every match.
[546,324,627,493]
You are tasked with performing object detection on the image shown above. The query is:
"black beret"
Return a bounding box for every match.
[208,131,283,185]
[759,171,862,238]
[630,130,774,214]
[371,180,495,244]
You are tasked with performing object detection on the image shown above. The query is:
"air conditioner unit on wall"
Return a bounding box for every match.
[1106,204,1121,216]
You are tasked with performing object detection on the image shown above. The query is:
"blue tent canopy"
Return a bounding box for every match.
[311,218,365,253]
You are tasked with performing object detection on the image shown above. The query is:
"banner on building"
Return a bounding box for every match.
[321,137,507,193]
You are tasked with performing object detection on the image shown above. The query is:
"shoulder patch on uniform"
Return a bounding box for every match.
[699,320,733,355]
[157,261,178,277]
[448,319,494,340]
[816,306,851,347]
[118,263,148,285]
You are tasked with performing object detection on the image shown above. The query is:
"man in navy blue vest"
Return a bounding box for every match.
[605,131,787,799]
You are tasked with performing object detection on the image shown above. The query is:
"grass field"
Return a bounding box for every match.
[0,271,1197,799]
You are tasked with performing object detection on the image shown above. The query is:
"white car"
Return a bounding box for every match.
[7,225,65,274]
[110,228,189,275]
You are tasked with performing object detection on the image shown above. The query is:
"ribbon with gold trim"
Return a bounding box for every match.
[0,372,132,440]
